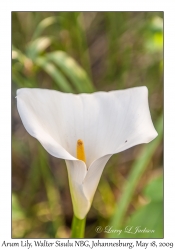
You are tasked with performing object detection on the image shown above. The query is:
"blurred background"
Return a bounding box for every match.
[12,12,163,238]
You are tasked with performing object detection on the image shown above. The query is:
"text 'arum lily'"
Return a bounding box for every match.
[16,86,158,220]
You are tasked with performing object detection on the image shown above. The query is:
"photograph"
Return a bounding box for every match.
[12,11,163,239]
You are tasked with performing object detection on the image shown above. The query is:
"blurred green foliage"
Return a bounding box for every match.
[12,12,163,238]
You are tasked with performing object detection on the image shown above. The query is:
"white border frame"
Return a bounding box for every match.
[1,1,174,248]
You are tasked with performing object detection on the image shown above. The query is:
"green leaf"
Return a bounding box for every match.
[32,16,60,40]
[12,68,35,88]
[46,51,95,93]
[12,47,30,64]
[26,36,53,59]
[144,175,163,201]
[35,57,74,92]
[118,201,163,238]
[38,145,64,237]
[108,114,163,238]
[12,193,25,220]
[118,176,163,238]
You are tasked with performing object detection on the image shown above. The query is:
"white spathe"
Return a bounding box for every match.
[16,87,158,219]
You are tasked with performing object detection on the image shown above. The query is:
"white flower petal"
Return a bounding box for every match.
[78,86,158,166]
[65,160,90,219]
[83,154,112,202]
[17,87,157,168]
[65,156,113,219]
[17,88,76,161]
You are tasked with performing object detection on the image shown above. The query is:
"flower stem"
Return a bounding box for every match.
[71,215,86,238]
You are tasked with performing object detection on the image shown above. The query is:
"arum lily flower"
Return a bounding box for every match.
[16,86,157,220]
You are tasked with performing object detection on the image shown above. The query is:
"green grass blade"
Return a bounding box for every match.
[69,12,92,78]
[46,51,95,93]
[35,57,74,92]
[39,145,64,237]
[113,176,163,238]
[12,68,35,88]
[12,47,37,87]
[12,47,30,64]
[108,114,163,238]
[12,193,25,220]
[26,36,53,59]
[32,16,60,40]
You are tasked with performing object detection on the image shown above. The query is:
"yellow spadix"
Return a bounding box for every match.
[77,139,86,163]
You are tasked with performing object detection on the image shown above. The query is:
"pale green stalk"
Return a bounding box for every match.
[71,215,86,238]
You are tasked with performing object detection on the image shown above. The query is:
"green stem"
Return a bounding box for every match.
[71,215,86,238]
